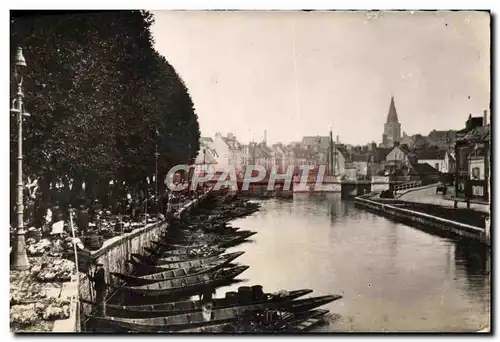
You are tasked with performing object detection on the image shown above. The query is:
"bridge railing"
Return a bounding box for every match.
[393,180,422,193]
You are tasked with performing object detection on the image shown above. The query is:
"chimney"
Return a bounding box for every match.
[483,109,488,126]
[466,114,472,130]
[264,130,267,145]
[336,135,340,144]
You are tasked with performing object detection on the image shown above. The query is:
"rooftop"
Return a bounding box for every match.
[416,149,447,160]
[409,162,441,175]
[457,125,490,144]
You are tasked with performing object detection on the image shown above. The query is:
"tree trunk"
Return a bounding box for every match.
[98,177,110,209]
[61,178,71,216]
[71,174,84,206]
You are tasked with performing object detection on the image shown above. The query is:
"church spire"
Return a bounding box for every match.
[386,96,399,123]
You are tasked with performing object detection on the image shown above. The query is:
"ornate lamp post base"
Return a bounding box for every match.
[11,232,30,271]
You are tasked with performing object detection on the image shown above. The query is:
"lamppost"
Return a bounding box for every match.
[155,129,159,219]
[11,47,30,270]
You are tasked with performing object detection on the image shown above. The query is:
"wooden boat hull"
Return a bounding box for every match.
[88,295,339,332]
[177,308,329,333]
[131,249,225,264]
[105,289,313,318]
[112,252,244,286]
[111,265,249,297]
[127,252,242,275]
[287,309,329,332]
[165,226,240,237]
[159,231,257,247]
[144,244,226,256]
[143,245,226,258]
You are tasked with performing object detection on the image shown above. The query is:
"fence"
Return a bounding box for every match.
[393,180,422,193]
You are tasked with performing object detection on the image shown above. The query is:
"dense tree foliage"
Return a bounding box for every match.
[10,10,200,222]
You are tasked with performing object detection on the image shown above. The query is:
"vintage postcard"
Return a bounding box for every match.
[9,10,490,333]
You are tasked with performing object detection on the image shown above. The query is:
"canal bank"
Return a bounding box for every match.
[78,190,212,329]
[217,195,490,332]
[82,191,342,333]
[354,196,490,246]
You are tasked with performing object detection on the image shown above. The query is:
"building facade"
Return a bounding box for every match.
[211,132,248,173]
[454,112,490,202]
[385,144,412,169]
[416,150,455,173]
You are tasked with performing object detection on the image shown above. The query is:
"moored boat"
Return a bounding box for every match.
[160,230,256,244]
[105,288,313,318]
[143,245,226,258]
[165,226,240,237]
[88,294,338,332]
[287,309,329,332]
[178,308,329,333]
[110,265,249,297]
[127,252,242,275]
[131,248,224,264]
[112,252,245,285]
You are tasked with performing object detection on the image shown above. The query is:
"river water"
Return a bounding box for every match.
[216,194,491,332]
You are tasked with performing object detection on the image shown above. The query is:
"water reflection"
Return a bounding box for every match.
[454,240,491,309]
[220,195,490,332]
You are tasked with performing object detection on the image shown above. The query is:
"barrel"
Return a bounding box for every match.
[237,286,252,303]
[251,285,264,300]
[27,229,42,241]
[225,291,238,305]
[83,235,103,251]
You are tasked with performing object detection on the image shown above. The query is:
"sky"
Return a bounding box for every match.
[150,11,490,146]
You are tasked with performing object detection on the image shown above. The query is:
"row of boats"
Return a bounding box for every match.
[87,193,342,333]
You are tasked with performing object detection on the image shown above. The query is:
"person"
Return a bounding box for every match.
[42,206,52,237]
[199,284,216,322]
[89,261,107,317]
[76,203,89,236]
[51,202,63,223]
[132,197,140,221]
[200,284,216,303]
[90,199,101,222]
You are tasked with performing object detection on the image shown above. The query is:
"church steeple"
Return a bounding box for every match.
[382,96,402,148]
[386,96,399,123]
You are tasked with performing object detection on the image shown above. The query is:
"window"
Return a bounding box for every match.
[472,167,480,180]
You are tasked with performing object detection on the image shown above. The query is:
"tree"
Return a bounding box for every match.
[10,10,200,222]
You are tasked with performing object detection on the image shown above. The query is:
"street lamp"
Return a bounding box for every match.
[11,47,30,270]
[155,135,160,219]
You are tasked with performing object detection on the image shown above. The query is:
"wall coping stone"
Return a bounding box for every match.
[52,274,80,333]
[355,196,485,235]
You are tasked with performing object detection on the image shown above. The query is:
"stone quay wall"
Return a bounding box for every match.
[354,196,488,246]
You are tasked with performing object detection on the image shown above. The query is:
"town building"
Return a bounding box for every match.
[399,132,416,147]
[350,153,371,177]
[249,142,273,171]
[455,111,490,202]
[369,144,391,175]
[381,96,402,148]
[385,143,413,170]
[426,129,456,153]
[408,162,441,184]
[212,132,248,172]
[193,137,219,174]
[301,136,330,151]
[415,149,455,174]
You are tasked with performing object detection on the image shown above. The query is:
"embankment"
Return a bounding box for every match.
[354,196,489,246]
[75,191,211,331]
